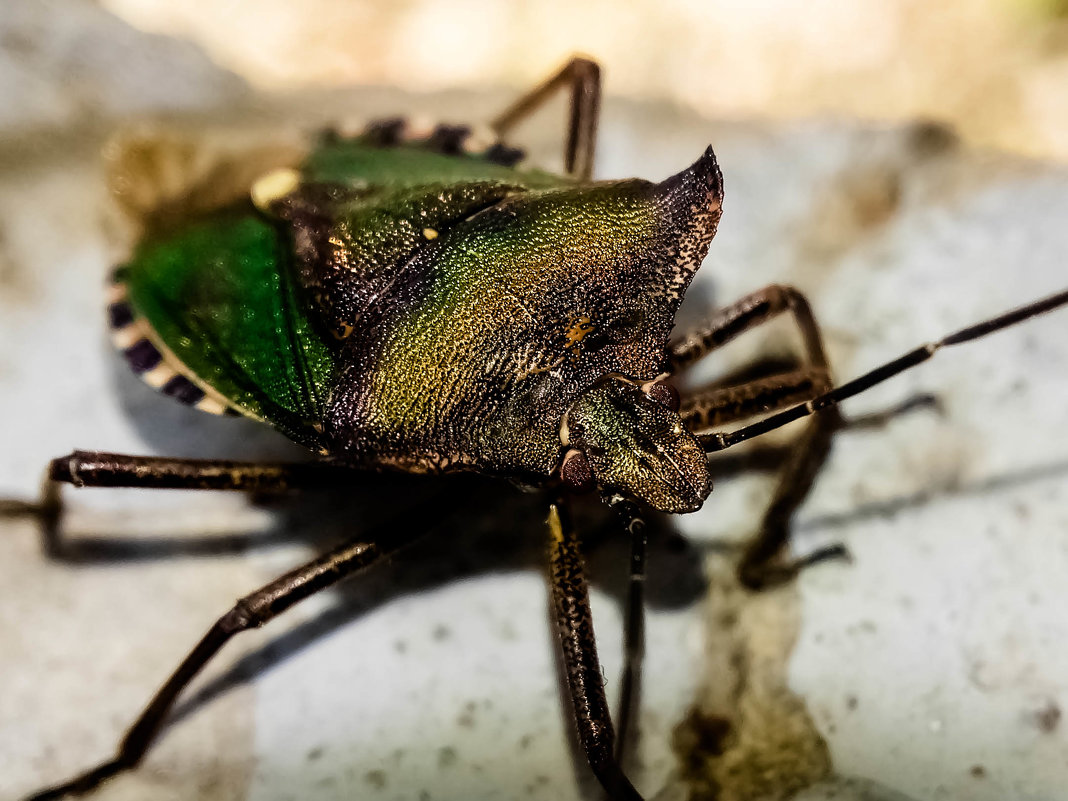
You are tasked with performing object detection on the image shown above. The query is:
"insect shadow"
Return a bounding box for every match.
[39,353,708,740]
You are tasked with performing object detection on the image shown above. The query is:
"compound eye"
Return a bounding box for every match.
[645,381,680,412]
[560,449,594,493]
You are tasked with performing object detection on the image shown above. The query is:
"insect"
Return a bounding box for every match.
[14,57,1068,800]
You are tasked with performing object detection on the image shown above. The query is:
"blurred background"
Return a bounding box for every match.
[100,0,1068,161]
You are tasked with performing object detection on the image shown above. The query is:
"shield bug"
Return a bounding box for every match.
[14,57,1068,801]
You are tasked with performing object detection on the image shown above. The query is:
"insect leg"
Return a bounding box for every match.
[680,368,850,588]
[698,288,1068,585]
[735,410,848,589]
[490,56,601,180]
[25,520,430,801]
[667,284,830,374]
[47,450,360,491]
[701,288,1068,453]
[669,286,845,589]
[605,497,648,768]
[548,502,643,801]
[30,451,364,559]
[679,368,831,432]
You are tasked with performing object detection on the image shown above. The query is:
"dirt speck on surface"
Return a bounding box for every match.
[671,558,831,801]
[1032,700,1061,733]
[437,746,457,768]
[457,705,476,728]
[906,120,960,159]
[432,623,451,641]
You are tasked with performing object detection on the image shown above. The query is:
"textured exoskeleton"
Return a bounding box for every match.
[114,130,723,512]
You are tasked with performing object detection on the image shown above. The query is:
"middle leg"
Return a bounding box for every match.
[548,501,643,801]
[26,450,374,560]
[607,497,649,769]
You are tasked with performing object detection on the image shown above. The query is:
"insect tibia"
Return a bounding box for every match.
[701,287,1068,453]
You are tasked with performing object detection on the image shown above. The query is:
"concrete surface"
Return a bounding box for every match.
[2,3,1067,801]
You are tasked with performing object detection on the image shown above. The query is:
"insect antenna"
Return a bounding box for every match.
[700,288,1068,454]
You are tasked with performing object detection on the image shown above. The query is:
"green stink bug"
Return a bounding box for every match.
[107,111,718,513]
[18,58,1068,801]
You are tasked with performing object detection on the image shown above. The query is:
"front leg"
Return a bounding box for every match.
[607,497,649,768]
[46,450,363,492]
[548,502,643,800]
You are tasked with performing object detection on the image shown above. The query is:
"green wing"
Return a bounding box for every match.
[120,205,336,447]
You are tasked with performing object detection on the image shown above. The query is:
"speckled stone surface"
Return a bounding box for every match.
[2,3,1067,801]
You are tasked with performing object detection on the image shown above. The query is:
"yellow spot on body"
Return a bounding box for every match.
[251,168,301,211]
[423,227,438,240]
[523,314,596,378]
[565,314,594,351]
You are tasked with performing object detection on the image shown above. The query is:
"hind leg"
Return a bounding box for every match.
[24,504,437,801]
